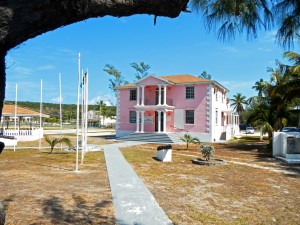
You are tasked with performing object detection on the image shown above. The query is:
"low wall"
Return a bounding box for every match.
[2,128,43,141]
[273,132,300,159]
[0,137,17,146]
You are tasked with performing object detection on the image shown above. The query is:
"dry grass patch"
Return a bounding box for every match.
[122,143,300,225]
[13,134,114,150]
[0,147,115,224]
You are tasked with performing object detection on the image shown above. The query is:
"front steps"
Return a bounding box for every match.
[117,132,183,144]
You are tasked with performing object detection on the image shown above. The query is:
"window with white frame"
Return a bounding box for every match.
[186,86,194,99]
[185,110,194,124]
[129,111,136,123]
[215,109,218,125]
[129,89,137,101]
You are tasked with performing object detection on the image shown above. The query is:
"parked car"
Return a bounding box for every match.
[282,127,298,132]
[245,127,255,134]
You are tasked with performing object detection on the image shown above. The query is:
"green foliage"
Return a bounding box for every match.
[103,64,128,96]
[103,62,151,95]
[230,93,248,116]
[180,133,200,150]
[131,62,151,81]
[4,101,95,122]
[44,136,72,154]
[191,0,299,48]
[97,100,116,119]
[252,78,268,97]
[200,144,215,161]
[199,70,212,80]
[246,51,300,142]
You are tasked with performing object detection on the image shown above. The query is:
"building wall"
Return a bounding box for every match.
[167,84,208,133]
[210,85,232,141]
[117,83,210,133]
[116,78,238,142]
[118,88,137,131]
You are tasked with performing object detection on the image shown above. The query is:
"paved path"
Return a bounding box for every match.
[103,142,173,225]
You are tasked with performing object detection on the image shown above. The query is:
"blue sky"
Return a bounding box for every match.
[5,12,299,105]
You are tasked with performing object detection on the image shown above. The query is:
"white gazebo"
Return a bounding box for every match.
[1,104,49,141]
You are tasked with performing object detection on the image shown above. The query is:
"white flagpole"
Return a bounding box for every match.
[59,73,63,151]
[39,79,43,151]
[81,69,84,164]
[76,53,80,172]
[14,83,17,152]
[85,69,89,157]
[82,70,88,164]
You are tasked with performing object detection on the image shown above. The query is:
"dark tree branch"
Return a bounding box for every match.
[0,0,189,118]
[0,0,189,52]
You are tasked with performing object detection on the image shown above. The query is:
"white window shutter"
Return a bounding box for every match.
[174,109,184,129]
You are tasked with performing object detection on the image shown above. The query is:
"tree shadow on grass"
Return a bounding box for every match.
[1,195,14,211]
[40,194,114,224]
[25,162,74,172]
[218,143,300,177]
[219,142,272,157]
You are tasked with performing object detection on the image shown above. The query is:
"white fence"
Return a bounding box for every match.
[2,128,43,141]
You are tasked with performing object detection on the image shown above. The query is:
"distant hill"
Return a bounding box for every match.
[4,101,105,122]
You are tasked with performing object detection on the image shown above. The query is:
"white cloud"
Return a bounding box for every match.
[5,80,42,102]
[117,18,128,24]
[89,94,116,106]
[51,96,63,103]
[222,46,239,53]
[37,64,55,71]
[258,47,271,52]
[219,80,257,98]
[260,30,277,43]
[14,66,33,75]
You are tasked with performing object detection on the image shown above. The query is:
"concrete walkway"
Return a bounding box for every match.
[103,142,173,225]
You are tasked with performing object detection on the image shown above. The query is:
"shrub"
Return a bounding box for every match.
[180,134,200,150]
[200,144,215,161]
[44,136,72,154]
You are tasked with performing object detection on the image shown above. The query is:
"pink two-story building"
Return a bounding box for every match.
[115,74,239,142]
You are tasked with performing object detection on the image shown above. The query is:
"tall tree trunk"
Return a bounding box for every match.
[0,52,6,120]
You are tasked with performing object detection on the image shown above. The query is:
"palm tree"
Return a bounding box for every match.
[44,136,72,154]
[230,93,248,115]
[252,78,267,97]
[180,134,200,150]
[273,51,300,100]
[247,52,300,138]
[191,0,299,48]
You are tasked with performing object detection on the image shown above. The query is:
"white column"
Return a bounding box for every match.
[136,111,140,132]
[141,85,145,106]
[136,86,140,105]
[141,111,144,133]
[158,84,162,105]
[163,85,167,105]
[163,110,167,132]
[158,111,161,133]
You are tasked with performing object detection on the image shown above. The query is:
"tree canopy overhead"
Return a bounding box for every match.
[0,0,189,118]
[0,0,189,53]
[0,0,299,119]
[191,0,300,48]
